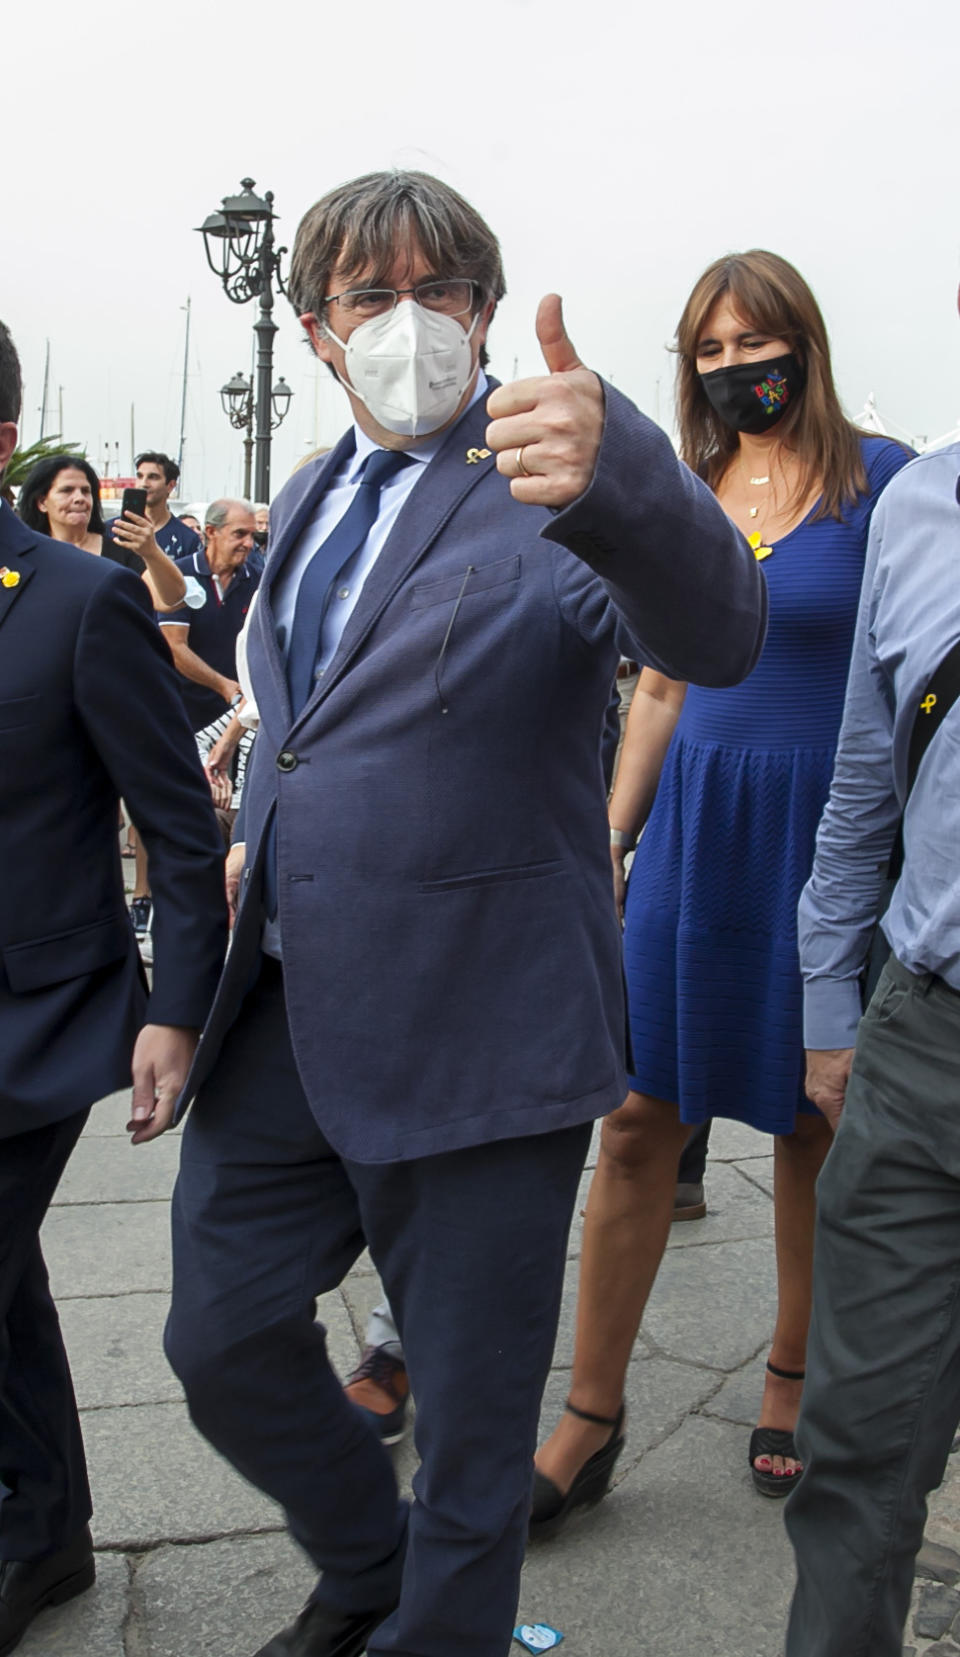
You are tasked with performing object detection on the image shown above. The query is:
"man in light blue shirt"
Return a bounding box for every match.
[785,363,960,1652]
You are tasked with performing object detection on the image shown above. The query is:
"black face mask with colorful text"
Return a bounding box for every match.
[699,354,805,435]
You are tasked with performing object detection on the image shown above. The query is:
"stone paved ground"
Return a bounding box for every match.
[28,1099,957,1657]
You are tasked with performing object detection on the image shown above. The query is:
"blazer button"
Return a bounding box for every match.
[276,750,299,772]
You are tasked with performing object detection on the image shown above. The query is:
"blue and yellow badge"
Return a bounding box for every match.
[0,566,20,588]
[513,1625,563,1652]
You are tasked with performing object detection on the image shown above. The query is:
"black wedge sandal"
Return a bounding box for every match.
[749,1361,805,1498]
[529,1400,625,1540]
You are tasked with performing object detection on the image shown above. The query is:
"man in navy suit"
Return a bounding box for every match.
[0,323,227,1654]
[163,172,767,1657]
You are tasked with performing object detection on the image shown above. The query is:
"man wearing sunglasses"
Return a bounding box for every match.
[164,169,767,1657]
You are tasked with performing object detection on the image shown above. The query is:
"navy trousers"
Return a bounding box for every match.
[0,1110,91,1560]
[165,959,590,1657]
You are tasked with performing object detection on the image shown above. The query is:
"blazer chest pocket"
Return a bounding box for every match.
[0,694,39,733]
[409,555,521,610]
[4,915,131,993]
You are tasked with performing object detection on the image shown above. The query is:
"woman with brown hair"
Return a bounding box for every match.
[18,455,185,609]
[531,250,911,1529]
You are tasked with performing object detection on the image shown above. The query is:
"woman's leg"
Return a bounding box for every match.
[754,1111,834,1477]
[534,1090,690,1494]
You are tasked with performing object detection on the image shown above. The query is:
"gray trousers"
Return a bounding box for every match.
[785,955,960,1657]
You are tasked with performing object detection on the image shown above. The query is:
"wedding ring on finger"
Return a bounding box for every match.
[516,446,532,478]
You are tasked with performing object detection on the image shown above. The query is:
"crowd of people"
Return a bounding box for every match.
[0,166,958,1657]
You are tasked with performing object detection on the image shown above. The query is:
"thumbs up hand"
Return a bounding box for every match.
[485,295,604,508]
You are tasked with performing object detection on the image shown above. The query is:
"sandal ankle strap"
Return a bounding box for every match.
[766,1360,806,1382]
[564,1399,623,1429]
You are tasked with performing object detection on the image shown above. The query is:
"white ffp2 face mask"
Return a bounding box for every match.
[325,303,481,438]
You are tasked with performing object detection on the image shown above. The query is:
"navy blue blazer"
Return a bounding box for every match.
[186,385,766,1161]
[0,504,227,1136]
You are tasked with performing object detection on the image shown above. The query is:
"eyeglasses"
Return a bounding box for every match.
[322,279,477,322]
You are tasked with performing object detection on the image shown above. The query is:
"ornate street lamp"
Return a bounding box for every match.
[198,179,291,502]
[219,370,293,500]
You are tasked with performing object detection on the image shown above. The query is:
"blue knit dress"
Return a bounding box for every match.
[622,438,910,1133]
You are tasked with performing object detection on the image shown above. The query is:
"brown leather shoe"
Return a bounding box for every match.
[344,1346,410,1445]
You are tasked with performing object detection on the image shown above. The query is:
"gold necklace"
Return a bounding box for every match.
[738,456,775,560]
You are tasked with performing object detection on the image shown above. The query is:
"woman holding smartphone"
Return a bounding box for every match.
[18,456,185,609]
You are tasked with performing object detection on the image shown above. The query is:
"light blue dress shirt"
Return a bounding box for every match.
[799,443,960,1048]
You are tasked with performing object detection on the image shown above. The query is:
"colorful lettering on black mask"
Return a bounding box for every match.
[699,354,805,435]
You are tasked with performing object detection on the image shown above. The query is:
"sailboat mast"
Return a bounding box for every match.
[177,297,191,485]
[39,340,50,441]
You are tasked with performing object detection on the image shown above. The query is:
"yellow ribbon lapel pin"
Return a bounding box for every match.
[465,448,491,465]
[0,567,21,588]
[748,532,773,562]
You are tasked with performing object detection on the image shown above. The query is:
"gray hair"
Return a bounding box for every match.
[288,171,507,323]
[205,498,252,528]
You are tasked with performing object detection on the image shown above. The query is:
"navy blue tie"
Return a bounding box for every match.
[264,446,411,921]
[285,447,412,716]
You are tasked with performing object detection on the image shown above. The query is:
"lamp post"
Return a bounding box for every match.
[219,370,293,500]
[198,179,292,502]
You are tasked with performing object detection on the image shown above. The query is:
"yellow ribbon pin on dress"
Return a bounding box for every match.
[748,532,773,562]
[0,567,20,588]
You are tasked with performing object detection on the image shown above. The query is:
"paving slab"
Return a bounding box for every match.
[43,1201,173,1297]
[642,1236,777,1371]
[701,1351,769,1427]
[85,1092,138,1137]
[665,1161,773,1250]
[709,1118,776,1162]
[53,1132,181,1205]
[63,1288,359,1413]
[17,1550,128,1656]
[518,1415,792,1657]
[84,1401,284,1548]
[734,1155,776,1198]
[62,1292,181,1409]
[539,1355,724,1472]
[129,1535,316,1657]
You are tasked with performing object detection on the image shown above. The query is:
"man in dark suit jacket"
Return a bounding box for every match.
[163,173,767,1657]
[0,323,227,1655]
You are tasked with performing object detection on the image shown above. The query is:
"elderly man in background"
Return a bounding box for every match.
[159,499,259,736]
[0,320,226,1656]
[784,285,960,1657]
[163,169,766,1657]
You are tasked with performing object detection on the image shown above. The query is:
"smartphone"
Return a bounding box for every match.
[120,487,147,520]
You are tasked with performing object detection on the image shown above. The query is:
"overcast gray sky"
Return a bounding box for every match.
[4,0,958,500]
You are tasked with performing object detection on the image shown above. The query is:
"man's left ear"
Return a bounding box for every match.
[475,299,495,347]
[0,421,18,476]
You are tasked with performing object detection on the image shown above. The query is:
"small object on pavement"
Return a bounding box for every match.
[513,1623,564,1651]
